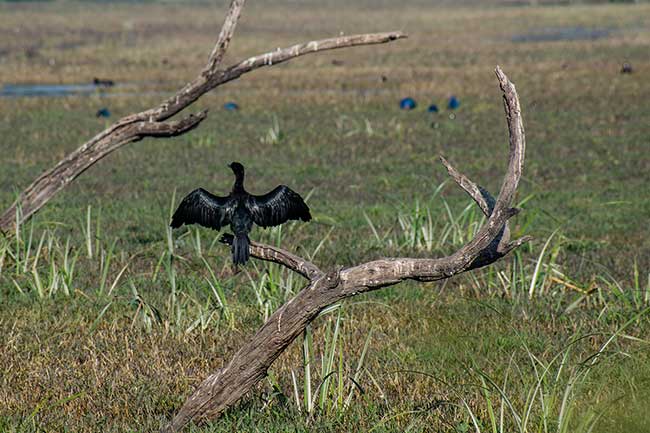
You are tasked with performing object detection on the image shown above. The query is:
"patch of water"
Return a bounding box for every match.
[512,26,611,43]
[1,83,99,97]
[0,82,169,98]
[0,81,395,99]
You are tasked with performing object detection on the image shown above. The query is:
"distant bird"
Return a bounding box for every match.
[170,162,311,265]
[95,108,111,118]
[400,97,417,110]
[93,77,115,87]
[447,96,460,110]
[621,62,633,74]
[427,104,439,113]
[223,102,239,111]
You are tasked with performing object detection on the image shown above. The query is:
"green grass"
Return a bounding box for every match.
[1,1,650,432]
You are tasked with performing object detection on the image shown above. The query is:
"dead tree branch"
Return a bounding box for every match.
[0,0,405,234]
[219,233,323,280]
[163,66,530,433]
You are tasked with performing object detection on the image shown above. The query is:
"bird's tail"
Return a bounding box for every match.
[232,233,250,265]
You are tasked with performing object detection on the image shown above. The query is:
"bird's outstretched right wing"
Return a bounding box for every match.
[170,188,233,230]
[246,185,311,228]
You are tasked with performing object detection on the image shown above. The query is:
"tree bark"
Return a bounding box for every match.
[163,66,531,433]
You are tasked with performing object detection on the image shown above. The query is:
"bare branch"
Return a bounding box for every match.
[164,67,530,433]
[440,154,532,256]
[440,151,519,257]
[134,111,208,139]
[224,32,406,78]
[219,234,323,280]
[439,155,494,216]
[495,65,526,207]
[0,0,406,235]
[205,0,246,72]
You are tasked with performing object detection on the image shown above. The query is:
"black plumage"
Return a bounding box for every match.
[170,162,311,265]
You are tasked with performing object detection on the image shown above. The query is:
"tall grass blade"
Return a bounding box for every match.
[528,228,561,299]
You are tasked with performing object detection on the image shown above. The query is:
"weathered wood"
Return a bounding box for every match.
[0,0,405,234]
[219,233,323,280]
[163,66,530,432]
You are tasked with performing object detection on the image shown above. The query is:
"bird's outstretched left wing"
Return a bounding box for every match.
[170,188,233,230]
[246,185,311,228]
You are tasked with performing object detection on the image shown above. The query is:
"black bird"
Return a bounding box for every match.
[170,162,311,265]
[93,77,115,87]
[621,62,633,74]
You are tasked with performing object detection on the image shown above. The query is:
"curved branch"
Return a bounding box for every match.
[219,234,323,280]
[440,155,494,217]
[339,66,528,290]
[164,67,530,432]
[0,0,406,235]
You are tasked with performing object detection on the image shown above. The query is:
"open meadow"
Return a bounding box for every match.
[1,1,650,432]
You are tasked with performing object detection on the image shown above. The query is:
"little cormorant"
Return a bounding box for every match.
[170,162,311,265]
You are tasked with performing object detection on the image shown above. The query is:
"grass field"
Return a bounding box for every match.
[1,1,650,432]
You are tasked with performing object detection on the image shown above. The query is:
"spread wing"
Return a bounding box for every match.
[246,185,311,228]
[170,188,233,230]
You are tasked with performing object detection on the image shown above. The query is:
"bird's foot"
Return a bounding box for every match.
[219,233,234,245]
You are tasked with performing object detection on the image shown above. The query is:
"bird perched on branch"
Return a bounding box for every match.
[170,162,311,265]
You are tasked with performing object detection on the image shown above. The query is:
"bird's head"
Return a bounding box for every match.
[228,162,245,177]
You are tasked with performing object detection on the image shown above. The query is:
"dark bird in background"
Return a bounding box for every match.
[93,77,115,87]
[170,162,311,265]
[95,108,111,118]
[621,62,633,74]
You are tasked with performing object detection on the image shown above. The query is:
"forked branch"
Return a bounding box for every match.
[164,66,530,432]
[0,0,405,234]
